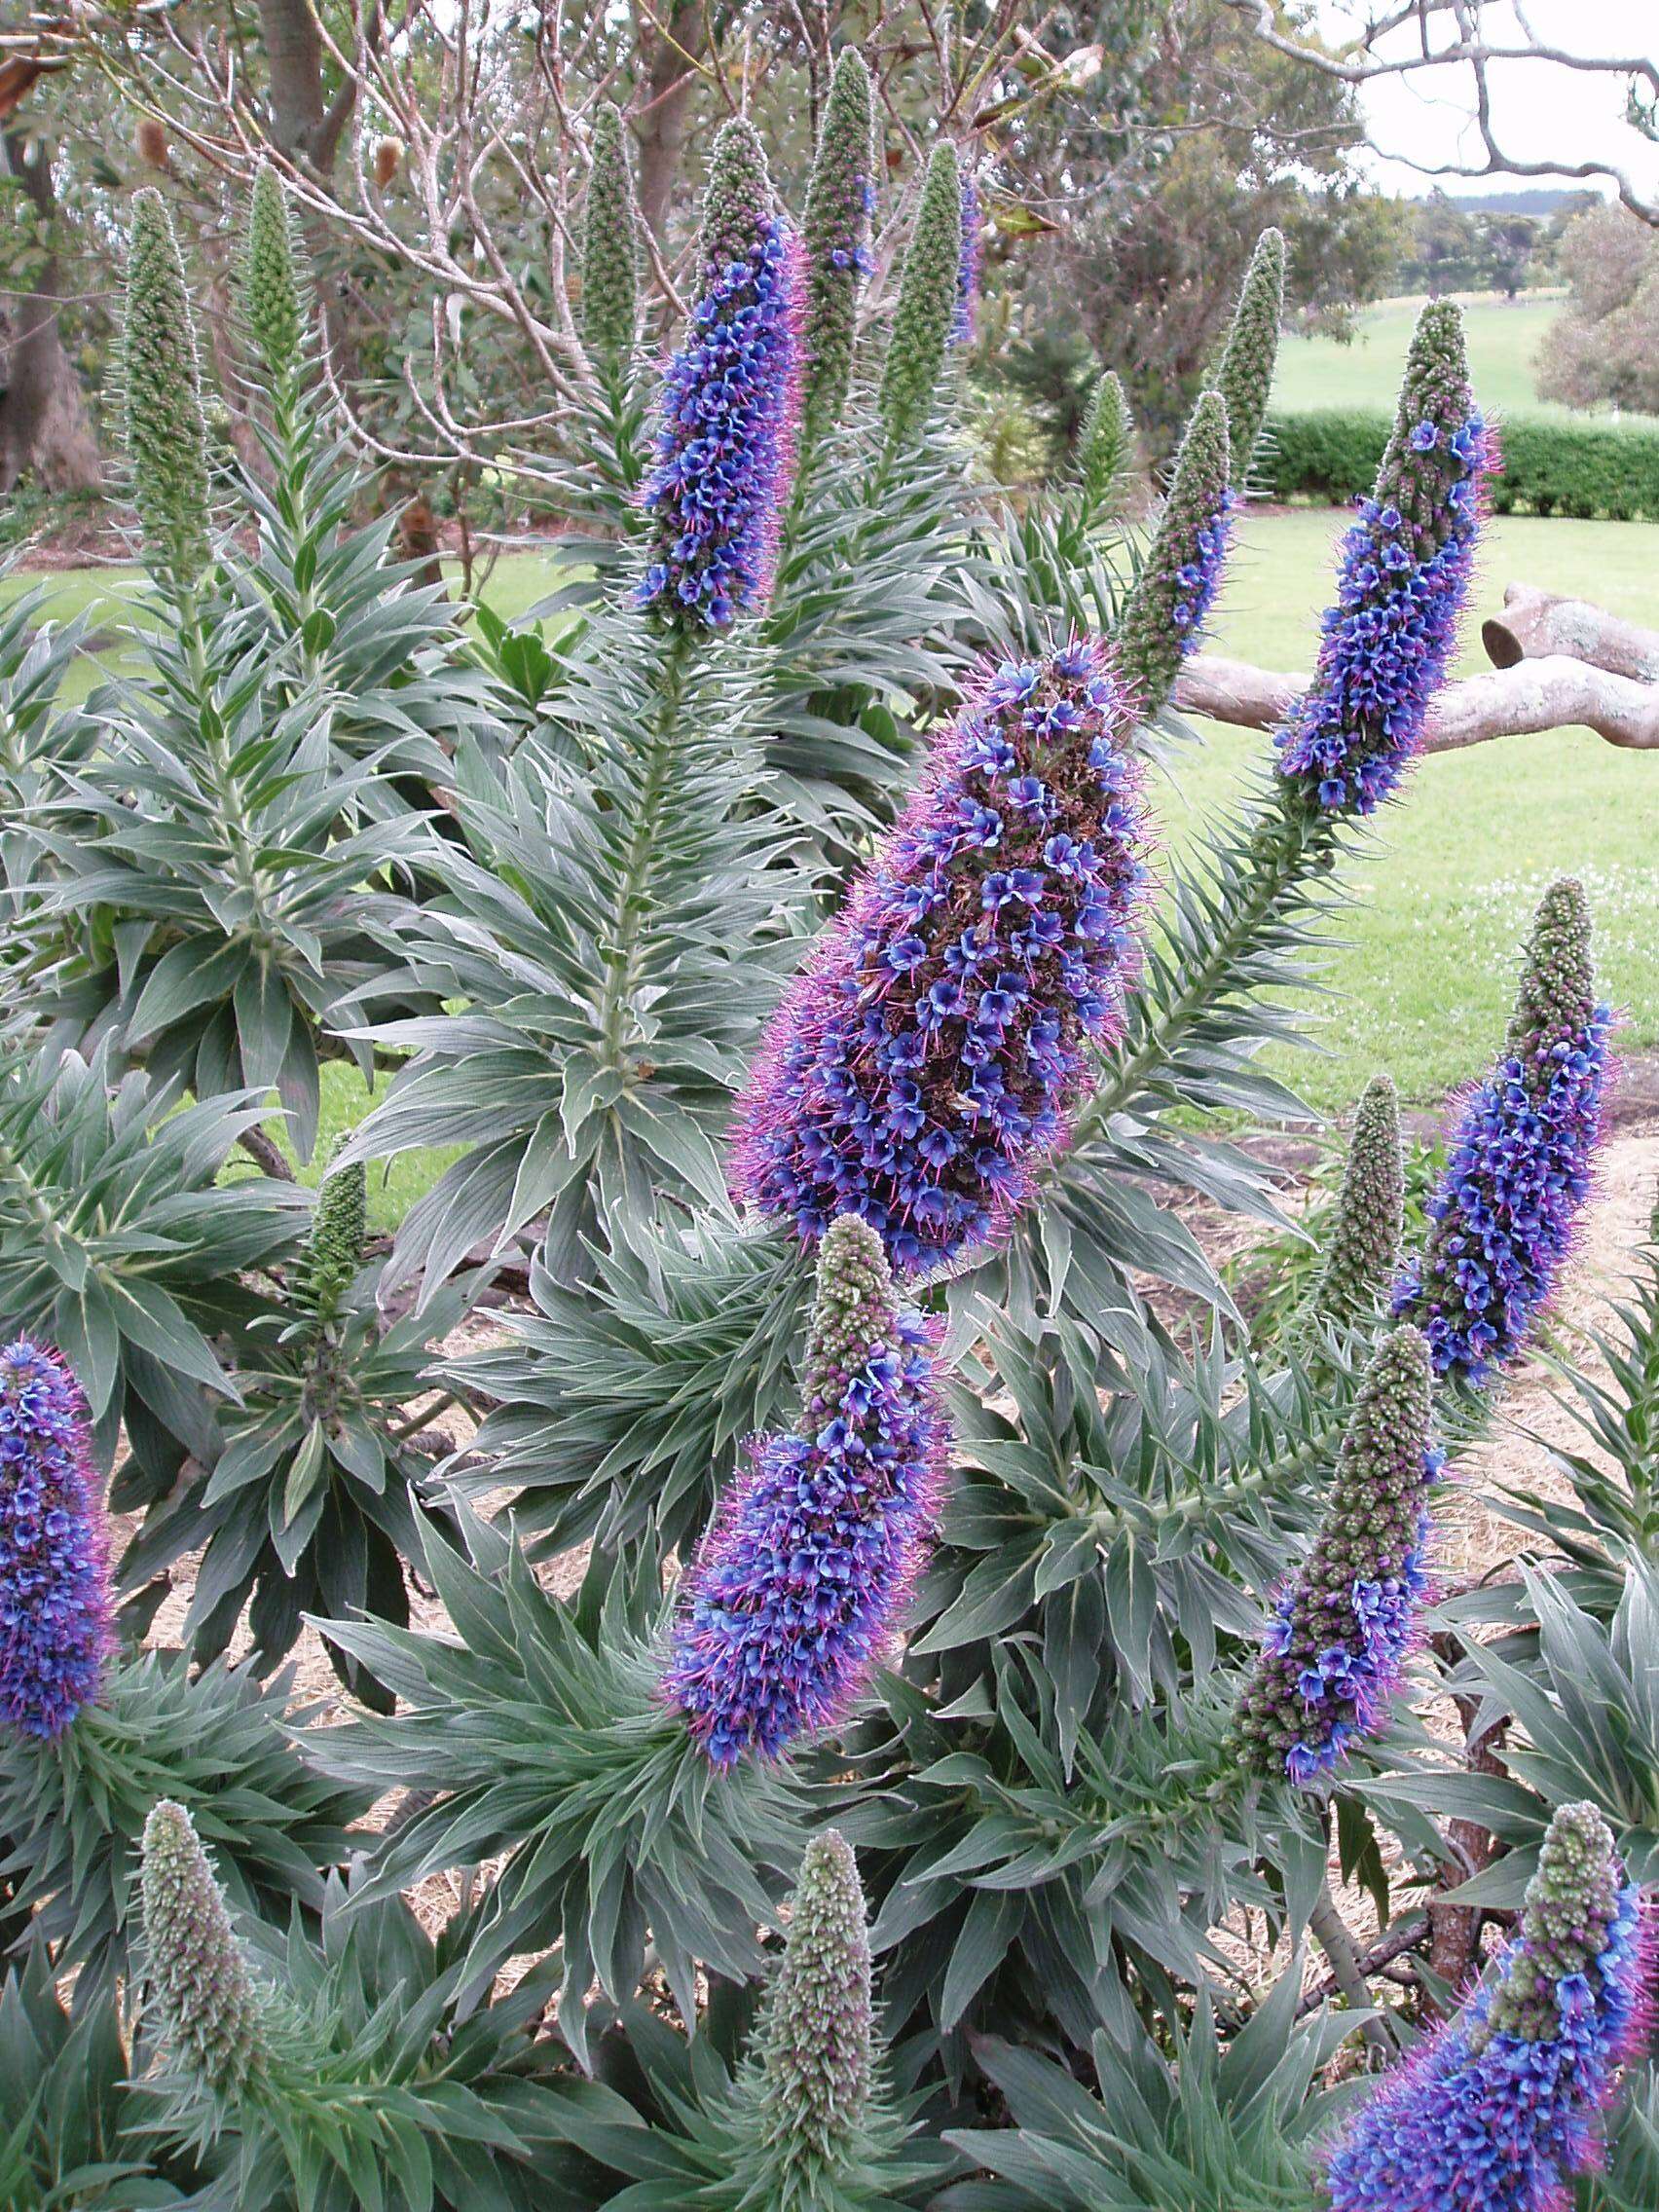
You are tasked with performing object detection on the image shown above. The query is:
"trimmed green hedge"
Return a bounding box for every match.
[1263,408,1659,522]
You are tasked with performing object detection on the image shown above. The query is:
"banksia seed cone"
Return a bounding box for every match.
[0,1341,109,1740]
[293,1140,367,1331]
[800,49,875,449]
[1325,1801,1655,2212]
[664,1216,946,1764]
[1395,880,1609,1384]
[1235,1326,1440,1787]
[1113,387,1233,720]
[640,121,803,631]
[581,101,640,381]
[1076,369,1132,516]
[241,166,303,388]
[1275,299,1493,816]
[756,1831,876,2162]
[732,637,1147,1273]
[125,188,211,588]
[878,141,963,448]
[140,1799,270,2096]
[1212,227,1285,490]
[1305,1074,1405,1335]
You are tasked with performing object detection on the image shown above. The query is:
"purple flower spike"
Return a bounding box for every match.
[0,1339,110,1739]
[730,636,1147,1275]
[1325,1801,1656,2212]
[1396,879,1609,1385]
[1275,300,1495,817]
[639,124,804,633]
[953,170,981,347]
[663,1216,947,1765]
[1235,1326,1439,1788]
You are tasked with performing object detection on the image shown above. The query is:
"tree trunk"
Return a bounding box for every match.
[0,128,103,496]
[632,0,712,245]
[1482,582,1659,683]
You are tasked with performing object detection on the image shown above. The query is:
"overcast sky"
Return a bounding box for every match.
[1310,1,1659,201]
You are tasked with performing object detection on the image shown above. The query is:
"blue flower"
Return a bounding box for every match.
[730,639,1147,1273]
[664,1220,947,1764]
[0,1341,109,1739]
[639,217,804,631]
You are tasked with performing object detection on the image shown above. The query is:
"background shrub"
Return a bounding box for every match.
[1265,406,1659,520]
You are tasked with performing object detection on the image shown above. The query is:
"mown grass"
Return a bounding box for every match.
[8,500,1656,1206]
[1271,290,1642,428]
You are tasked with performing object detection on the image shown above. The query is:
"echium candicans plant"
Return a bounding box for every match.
[640,117,805,631]
[1276,298,1493,816]
[1075,368,1132,520]
[0,1340,108,1740]
[1302,1073,1406,1337]
[1111,388,1233,719]
[1325,1801,1656,2212]
[878,141,963,448]
[141,1798,273,2101]
[241,165,303,397]
[1235,1325,1442,1787]
[581,100,640,387]
[124,187,212,593]
[704,1830,939,2209]
[1211,226,1286,490]
[731,634,1147,1273]
[799,49,876,452]
[663,1215,947,1764]
[1396,878,1610,1384]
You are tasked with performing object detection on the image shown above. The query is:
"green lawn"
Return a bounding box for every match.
[1272,290,1609,426]
[8,509,1657,1197]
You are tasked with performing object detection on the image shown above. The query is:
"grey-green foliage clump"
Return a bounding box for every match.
[1211,227,1285,490]
[124,187,211,589]
[140,1798,271,2097]
[800,49,876,449]
[582,100,640,382]
[1113,387,1231,717]
[1304,1072,1404,1335]
[878,141,962,448]
[1075,368,1132,517]
[240,166,304,390]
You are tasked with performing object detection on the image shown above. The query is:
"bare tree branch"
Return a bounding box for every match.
[1217,1,1659,226]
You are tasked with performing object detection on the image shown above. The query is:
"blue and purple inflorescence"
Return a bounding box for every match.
[1395,880,1609,1385]
[1238,1318,1442,1787]
[639,215,804,630]
[1275,301,1494,816]
[1235,1326,1439,1788]
[730,636,1147,1274]
[0,1339,110,1739]
[663,1216,947,1764]
[1325,1803,1656,2212]
[953,170,980,346]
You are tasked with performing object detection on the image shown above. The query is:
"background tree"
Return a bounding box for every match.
[1536,202,1659,418]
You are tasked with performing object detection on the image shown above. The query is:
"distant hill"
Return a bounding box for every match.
[1439,189,1597,218]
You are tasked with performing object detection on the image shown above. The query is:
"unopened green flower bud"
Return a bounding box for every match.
[241,166,303,388]
[878,142,962,448]
[140,1798,269,2095]
[124,189,211,588]
[582,101,640,381]
[1076,368,1132,517]
[1212,228,1285,490]
[1306,1074,1404,1334]
[1114,387,1232,719]
[800,50,875,448]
